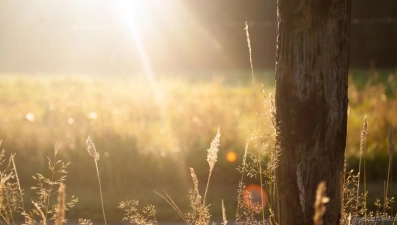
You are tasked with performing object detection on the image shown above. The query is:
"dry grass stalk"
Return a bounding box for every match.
[347,213,351,225]
[22,145,76,225]
[389,126,394,156]
[78,218,93,225]
[55,183,66,225]
[190,168,199,196]
[259,160,265,224]
[222,199,227,225]
[118,199,157,225]
[204,127,220,204]
[385,126,394,216]
[356,116,368,215]
[313,182,330,225]
[269,214,278,225]
[359,116,368,157]
[236,92,278,224]
[86,137,107,225]
[155,190,190,225]
[341,105,351,220]
[32,201,47,224]
[244,21,255,86]
[86,136,99,161]
[10,154,24,210]
[235,140,249,222]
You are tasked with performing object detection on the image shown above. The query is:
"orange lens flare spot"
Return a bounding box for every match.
[226,151,237,163]
[243,184,268,212]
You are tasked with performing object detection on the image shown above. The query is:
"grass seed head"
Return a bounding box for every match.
[359,116,368,156]
[86,137,100,161]
[190,167,199,195]
[207,127,220,171]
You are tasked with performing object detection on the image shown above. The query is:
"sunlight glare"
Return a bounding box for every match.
[113,0,159,96]
[112,0,222,191]
[243,184,268,211]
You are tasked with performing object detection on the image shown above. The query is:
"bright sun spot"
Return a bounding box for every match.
[226,151,237,163]
[112,0,170,102]
[112,0,219,187]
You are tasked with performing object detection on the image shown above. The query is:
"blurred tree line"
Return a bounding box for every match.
[186,0,397,70]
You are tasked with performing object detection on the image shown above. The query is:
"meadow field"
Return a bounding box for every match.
[0,70,396,223]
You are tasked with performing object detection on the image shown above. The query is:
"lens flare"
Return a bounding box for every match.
[226,151,237,163]
[243,184,268,211]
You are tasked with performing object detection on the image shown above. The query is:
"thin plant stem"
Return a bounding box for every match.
[364,154,367,224]
[236,141,248,222]
[95,160,107,225]
[86,137,107,225]
[5,191,15,225]
[204,127,220,205]
[55,183,65,225]
[222,199,227,225]
[10,154,24,210]
[203,170,212,205]
[342,106,351,220]
[386,126,394,216]
[45,149,57,220]
[155,190,191,225]
[244,21,255,86]
[385,154,392,215]
[259,153,265,224]
[356,153,362,216]
[357,116,367,217]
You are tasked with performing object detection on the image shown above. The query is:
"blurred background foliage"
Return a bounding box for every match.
[0,70,396,186]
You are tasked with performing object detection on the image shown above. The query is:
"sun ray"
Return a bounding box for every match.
[112,0,226,189]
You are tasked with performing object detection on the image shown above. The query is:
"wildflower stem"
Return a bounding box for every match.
[259,153,265,224]
[203,170,212,206]
[244,21,255,86]
[45,149,57,220]
[95,160,107,225]
[385,127,394,215]
[235,141,248,223]
[10,154,24,209]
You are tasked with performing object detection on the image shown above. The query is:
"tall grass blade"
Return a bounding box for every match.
[10,154,24,210]
[155,190,191,225]
[356,116,368,215]
[86,137,107,225]
[244,21,255,86]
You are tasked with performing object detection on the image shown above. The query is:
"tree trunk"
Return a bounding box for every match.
[275,0,351,225]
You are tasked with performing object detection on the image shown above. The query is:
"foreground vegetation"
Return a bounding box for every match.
[0,70,396,223]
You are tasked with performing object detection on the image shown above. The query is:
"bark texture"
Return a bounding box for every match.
[275,0,351,224]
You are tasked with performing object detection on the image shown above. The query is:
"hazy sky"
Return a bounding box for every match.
[0,1,246,74]
[6,0,395,74]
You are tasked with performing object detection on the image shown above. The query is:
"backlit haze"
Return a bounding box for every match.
[0,0,276,75]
